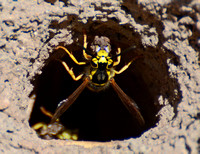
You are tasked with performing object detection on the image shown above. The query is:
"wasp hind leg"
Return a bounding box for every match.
[60,60,83,81]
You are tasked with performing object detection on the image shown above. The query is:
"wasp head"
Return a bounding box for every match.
[91,36,111,56]
[90,36,113,69]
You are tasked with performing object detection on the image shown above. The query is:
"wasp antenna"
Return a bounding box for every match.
[118,46,136,56]
[76,43,92,56]
[112,45,137,59]
[82,46,90,54]
[112,53,121,58]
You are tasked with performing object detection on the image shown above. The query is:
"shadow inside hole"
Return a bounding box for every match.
[29,44,160,141]
[28,11,183,141]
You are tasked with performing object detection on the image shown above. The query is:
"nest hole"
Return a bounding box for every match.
[29,20,180,142]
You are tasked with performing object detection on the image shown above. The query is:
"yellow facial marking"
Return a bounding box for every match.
[97,50,109,57]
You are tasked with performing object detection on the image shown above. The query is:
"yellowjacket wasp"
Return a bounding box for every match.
[50,32,145,126]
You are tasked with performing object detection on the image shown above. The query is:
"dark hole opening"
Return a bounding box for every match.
[29,49,158,141]
[29,22,176,142]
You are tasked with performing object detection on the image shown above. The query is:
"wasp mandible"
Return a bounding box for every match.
[51,32,145,126]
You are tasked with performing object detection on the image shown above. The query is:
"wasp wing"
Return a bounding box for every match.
[51,78,89,123]
[110,78,145,126]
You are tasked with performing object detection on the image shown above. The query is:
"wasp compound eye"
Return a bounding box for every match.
[104,46,110,53]
[96,45,101,52]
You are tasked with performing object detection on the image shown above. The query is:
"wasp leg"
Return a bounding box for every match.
[113,47,121,66]
[32,106,58,130]
[40,106,54,118]
[60,60,83,81]
[114,59,133,74]
[115,55,143,74]
[83,32,92,60]
[56,46,86,65]
[32,122,48,130]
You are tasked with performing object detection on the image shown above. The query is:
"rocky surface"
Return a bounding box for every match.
[0,0,199,153]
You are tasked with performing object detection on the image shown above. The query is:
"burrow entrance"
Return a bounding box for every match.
[29,18,180,142]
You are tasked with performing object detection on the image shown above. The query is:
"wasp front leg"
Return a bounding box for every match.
[60,60,83,81]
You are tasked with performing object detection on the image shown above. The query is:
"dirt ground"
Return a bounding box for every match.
[0,0,200,153]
